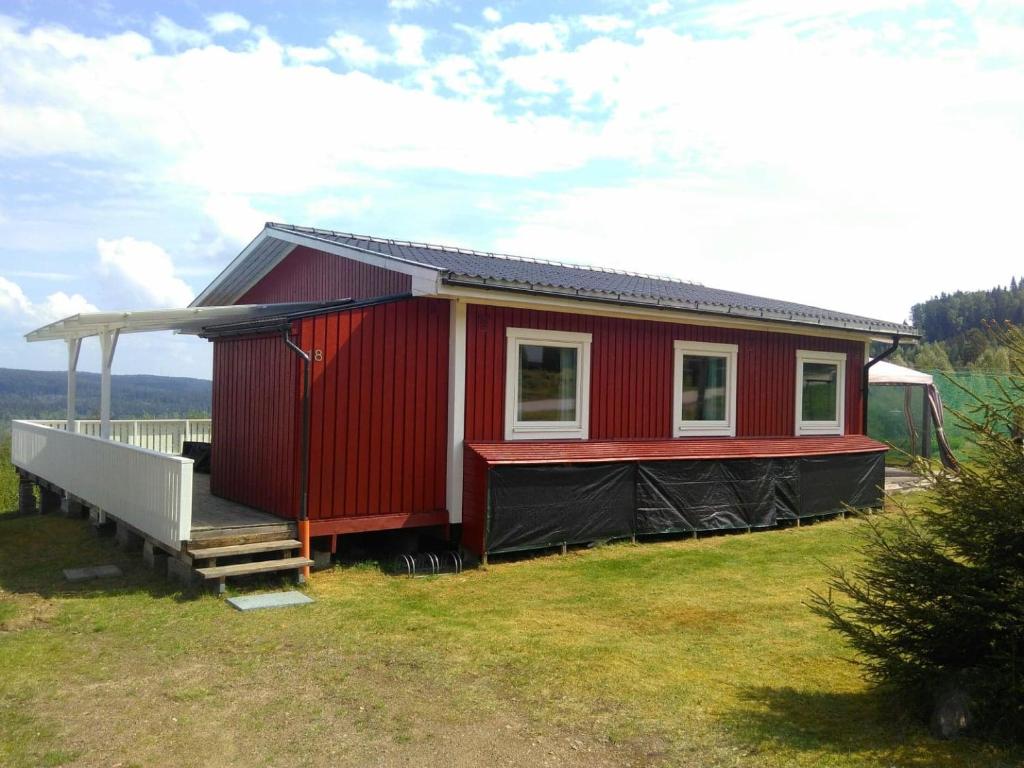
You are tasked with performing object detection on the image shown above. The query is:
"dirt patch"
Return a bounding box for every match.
[26,647,662,768]
[0,594,59,632]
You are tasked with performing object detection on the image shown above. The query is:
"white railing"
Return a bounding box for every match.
[11,420,193,551]
[31,418,211,455]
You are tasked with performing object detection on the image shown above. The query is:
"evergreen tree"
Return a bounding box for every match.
[810,322,1024,739]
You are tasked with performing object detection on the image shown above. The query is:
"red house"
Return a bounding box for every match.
[194,224,910,559]
[14,223,915,584]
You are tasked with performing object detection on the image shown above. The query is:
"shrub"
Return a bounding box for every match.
[810,322,1024,739]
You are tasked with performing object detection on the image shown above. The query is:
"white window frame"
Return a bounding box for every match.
[505,327,592,440]
[795,349,846,436]
[672,340,738,437]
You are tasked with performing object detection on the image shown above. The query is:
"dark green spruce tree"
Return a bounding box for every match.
[810,321,1024,739]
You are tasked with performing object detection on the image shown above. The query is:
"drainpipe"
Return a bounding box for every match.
[862,334,902,434]
[282,328,312,581]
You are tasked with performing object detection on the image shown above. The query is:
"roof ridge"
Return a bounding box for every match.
[267,222,705,288]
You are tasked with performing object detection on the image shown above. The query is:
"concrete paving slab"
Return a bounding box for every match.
[63,564,123,582]
[62,567,95,582]
[226,591,314,612]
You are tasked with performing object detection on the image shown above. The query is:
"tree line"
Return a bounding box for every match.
[0,367,211,423]
[893,280,1024,372]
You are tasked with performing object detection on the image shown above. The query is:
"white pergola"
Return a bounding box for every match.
[25,303,323,439]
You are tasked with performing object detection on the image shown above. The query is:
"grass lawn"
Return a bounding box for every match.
[1,492,1020,768]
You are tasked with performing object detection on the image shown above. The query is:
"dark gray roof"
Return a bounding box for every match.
[266,223,916,337]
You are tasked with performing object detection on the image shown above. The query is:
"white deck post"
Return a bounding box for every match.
[66,337,81,433]
[446,299,467,524]
[99,329,119,440]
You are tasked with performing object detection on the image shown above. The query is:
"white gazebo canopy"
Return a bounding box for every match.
[25,302,327,439]
[868,359,934,386]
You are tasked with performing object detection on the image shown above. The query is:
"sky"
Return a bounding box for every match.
[1,0,1022,379]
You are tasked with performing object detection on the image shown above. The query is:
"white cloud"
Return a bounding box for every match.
[207,12,251,34]
[483,7,502,24]
[646,1,672,16]
[428,55,485,95]
[203,195,274,246]
[389,23,427,66]
[327,31,387,68]
[578,15,634,33]
[0,276,97,325]
[0,277,31,316]
[478,22,567,56]
[39,291,99,321]
[3,9,1024,328]
[286,45,334,63]
[97,237,194,307]
[151,15,209,48]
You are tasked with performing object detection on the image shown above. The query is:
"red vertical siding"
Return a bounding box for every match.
[211,334,300,518]
[237,245,412,304]
[464,304,866,441]
[298,297,450,522]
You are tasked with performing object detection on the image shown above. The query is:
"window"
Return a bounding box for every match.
[672,341,738,437]
[795,350,846,435]
[505,328,592,440]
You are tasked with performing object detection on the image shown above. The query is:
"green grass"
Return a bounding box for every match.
[1,489,1020,767]
[0,441,18,515]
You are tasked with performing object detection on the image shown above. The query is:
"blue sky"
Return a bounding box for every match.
[1,0,1023,378]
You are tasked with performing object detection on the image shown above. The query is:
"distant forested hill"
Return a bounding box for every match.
[899,280,1024,372]
[0,367,211,422]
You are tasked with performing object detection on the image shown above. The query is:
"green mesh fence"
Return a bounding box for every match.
[868,370,1023,463]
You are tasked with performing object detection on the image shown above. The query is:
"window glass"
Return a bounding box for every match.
[517,344,578,422]
[801,362,838,421]
[681,355,727,421]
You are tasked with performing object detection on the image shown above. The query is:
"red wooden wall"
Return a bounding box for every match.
[238,245,412,304]
[464,304,865,441]
[211,334,300,518]
[295,297,450,531]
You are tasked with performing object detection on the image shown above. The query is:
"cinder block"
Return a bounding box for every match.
[311,549,332,571]
[63,564,123,582]
[166,556,201,588]
[143,540,169,576]
[61,496,85,518]
[115,522,143,552]
[39,486,62,515]
[18,478,37,515]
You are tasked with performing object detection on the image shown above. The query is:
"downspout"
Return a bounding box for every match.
[282,328,312,581]
[862,334,901,435]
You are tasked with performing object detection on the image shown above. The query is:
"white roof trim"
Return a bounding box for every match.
[25,302,328,342]
[189,226,441,307]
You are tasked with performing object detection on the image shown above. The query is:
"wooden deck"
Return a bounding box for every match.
[189,474,295,546]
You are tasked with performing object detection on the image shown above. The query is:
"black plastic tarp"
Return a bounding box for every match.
[797,452,885,517]
[486,462,634,554]
[636,458,777,534]
[772,458,801,521]
[479,451,886,555]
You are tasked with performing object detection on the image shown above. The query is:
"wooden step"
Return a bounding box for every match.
[195,557,313,580]
[188,539,301,559]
